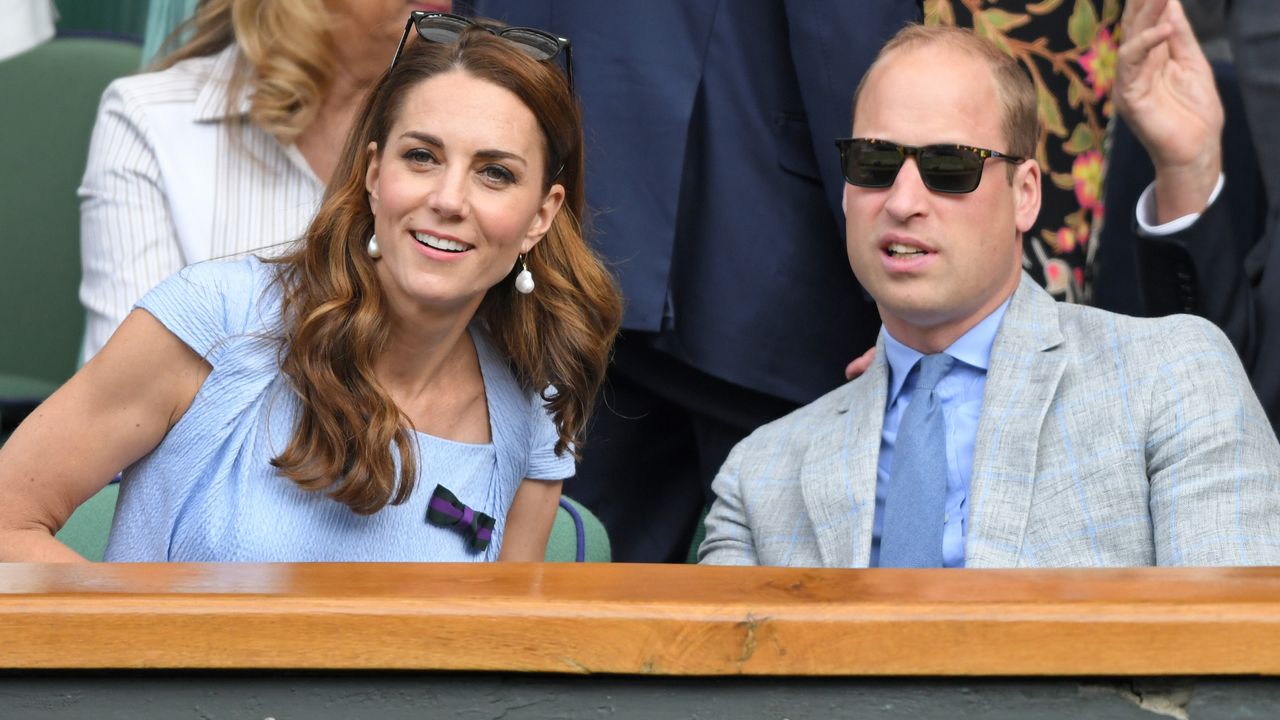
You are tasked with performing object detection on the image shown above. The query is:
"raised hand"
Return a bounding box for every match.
[1114,0,1223,222]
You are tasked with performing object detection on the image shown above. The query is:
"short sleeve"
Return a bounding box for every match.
[134,256,271,360]
[525,390,574,481]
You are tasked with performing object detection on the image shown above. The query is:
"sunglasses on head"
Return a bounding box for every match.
[390,11,574,90]
[834,138,1025,194]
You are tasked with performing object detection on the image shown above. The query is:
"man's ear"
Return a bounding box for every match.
[521,183,566,253]
[365,141,381,213]
[1013,159,1041,234]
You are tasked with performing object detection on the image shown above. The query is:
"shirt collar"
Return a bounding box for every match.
[194,44,253,123]
[882,296,1012,406]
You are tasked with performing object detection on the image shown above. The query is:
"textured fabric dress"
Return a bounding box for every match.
[104,257,573,561]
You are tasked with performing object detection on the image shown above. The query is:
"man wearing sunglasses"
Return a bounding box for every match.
[700,22,1280,568]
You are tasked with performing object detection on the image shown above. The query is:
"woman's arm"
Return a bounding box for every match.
[497,479,563,562]
[0,310,209,560]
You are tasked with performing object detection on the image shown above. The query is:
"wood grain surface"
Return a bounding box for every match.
[2,563,1278,675]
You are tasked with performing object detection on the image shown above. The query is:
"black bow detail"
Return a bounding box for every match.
[425,484,495,552]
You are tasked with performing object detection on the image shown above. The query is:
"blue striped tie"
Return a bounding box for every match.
[880,353,955,568]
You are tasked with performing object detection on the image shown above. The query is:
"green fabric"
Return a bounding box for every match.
[54,0,150,40]
[141,0,200,67]
[0,38,141,395]
[686,505,710,564]
[544,496,611,562]
[56,483,119,562]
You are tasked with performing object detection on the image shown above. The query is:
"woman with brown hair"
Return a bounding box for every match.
[0,14,622,562]
[79,0,453,360]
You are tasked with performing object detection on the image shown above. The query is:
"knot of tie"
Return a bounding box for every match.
[912,353,956,395]
[426,484,495,552]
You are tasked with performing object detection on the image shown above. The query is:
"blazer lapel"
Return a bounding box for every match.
[800,338,888,568]
[966,274,1066,567]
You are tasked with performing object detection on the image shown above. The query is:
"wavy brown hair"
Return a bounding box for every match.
[267,27,621,514]
[154,0,335,145]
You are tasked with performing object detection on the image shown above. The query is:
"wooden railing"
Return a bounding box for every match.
[3,563,1279,675]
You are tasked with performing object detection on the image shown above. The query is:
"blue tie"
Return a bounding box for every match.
[880,353,956,568]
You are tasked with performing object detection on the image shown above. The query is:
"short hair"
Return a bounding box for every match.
[852,24,1037,165]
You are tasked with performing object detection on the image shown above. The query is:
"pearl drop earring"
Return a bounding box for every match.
[367,234,381,259]
[514,254,534,294]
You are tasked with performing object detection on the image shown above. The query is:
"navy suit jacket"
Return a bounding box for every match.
[468,0,919,403]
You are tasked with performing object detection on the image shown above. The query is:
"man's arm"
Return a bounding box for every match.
[1145,316,1280,565]
[699,444,761,566]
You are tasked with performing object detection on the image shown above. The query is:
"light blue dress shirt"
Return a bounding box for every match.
[870,299,1011,568]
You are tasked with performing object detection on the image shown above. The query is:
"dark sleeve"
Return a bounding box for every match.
[781,0,921,226]
[1137,194,1280,427]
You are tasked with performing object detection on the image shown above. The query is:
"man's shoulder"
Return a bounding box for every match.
[1054,302,1234,356]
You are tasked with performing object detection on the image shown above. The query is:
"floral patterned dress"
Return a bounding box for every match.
[925,0,1122,303]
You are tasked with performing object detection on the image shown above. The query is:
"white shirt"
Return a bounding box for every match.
[78,44,324,360]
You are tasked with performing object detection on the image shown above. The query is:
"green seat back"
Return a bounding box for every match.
[55,482,119,561]
[545,496,611,562]
[0,38,142,390]
[686,504,710,563]
[54,0,150,40]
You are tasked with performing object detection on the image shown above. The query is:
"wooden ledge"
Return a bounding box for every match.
[3,563,1279,675]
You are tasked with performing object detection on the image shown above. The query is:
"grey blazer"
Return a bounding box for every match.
[700,274,1280,567]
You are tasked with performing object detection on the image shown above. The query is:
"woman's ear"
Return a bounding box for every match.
[522,183,566,253]
[365,141,381,212]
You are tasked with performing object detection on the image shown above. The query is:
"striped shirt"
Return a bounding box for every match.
[78,44,323,360]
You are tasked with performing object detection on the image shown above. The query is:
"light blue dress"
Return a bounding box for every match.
[104,257,573,561]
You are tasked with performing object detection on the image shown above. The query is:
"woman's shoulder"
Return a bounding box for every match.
[103,44,238,114]
[137,256,284,357]
[168,255,277,296]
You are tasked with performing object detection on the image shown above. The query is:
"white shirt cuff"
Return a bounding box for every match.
[1134,173,1226,236]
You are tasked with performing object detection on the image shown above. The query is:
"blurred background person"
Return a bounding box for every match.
[78,0,451,360]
